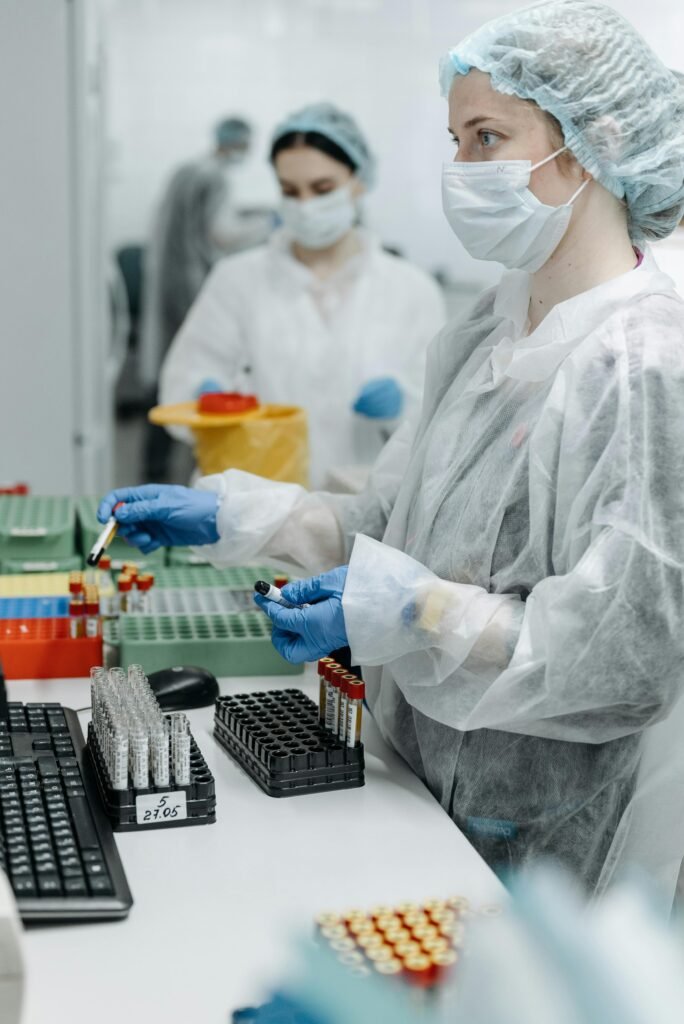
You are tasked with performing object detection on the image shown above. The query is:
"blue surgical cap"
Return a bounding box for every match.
[271,102,376,188]
[439,0,684,242]
[214,118,251,149]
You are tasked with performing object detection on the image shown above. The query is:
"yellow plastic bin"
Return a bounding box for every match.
[149,398,309,486]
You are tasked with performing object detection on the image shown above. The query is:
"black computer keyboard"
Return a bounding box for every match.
[0,702,132,922]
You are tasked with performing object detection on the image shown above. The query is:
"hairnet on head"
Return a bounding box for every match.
[271,102,376,187]
[439,0,684,242]
[214,117,251,149]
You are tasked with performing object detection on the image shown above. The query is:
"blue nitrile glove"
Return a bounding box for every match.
[352,377,403,418]
[195,378,223,397]
[97,485,219,554]
[254,567,349,664]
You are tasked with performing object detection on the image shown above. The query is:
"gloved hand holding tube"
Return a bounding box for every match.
[254,566,349,664]
[352,377,403,419]
[97,484,220,554]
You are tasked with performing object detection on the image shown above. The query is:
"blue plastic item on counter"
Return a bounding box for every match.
[0,596,70,619]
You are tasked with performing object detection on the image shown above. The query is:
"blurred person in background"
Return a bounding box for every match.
[142,116,266,479]
[158,102,446,489]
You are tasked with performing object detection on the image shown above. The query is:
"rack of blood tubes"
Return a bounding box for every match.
[315,897,476,992]
[214,679,365,797]
[317,657,364,748]
[87,665,215,830]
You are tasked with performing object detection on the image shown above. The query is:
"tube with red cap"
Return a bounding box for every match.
[345,676,365,747]
[87,501,125,566]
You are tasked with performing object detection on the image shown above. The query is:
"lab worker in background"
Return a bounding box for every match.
[159,103,446,489]
[99,1,684,906]
[142,117,261,479]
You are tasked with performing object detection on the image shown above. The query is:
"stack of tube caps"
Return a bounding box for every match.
[214,674,365,798]
[87,665,216,831]
[315,897,491,991]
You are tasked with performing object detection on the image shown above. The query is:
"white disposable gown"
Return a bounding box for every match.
[195,251,684,902]
[159,229,446,487]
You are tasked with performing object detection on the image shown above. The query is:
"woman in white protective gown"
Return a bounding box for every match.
[99,0,684,905]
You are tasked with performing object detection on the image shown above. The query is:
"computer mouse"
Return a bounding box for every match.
[147,665,219,711]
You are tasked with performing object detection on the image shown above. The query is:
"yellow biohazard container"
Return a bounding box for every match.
[148,394,309,486]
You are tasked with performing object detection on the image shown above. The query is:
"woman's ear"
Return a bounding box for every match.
[349,177,365,200]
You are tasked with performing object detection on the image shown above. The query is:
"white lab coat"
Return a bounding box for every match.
[159,229,446,487]
[193,249,684,906]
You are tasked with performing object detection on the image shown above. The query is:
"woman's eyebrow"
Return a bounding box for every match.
[462,114,505,129]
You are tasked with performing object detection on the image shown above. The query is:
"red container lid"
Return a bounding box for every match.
[85,600,100,615]
[273,575,288,589]
[324,661,339,683]
[69,599,84,615]
[317,657,334,675]
[99,554,111,570]
[117,577,132,592]
[69,581,84,595]
[197,392,259,415]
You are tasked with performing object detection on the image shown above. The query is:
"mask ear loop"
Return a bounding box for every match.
[567,176,591,205]
[530,145,568,171]
[531,145,592,205]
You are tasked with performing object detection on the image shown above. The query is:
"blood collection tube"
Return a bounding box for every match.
[402,954,435,987]
[345,677,365,747]
[323,661,338,732]
[69,598,84,638]
[339,674,355,741]
[69,573,84,598]
[330,666,347,735]
[317,657,334,725]
[117,574,132,614]
[85,594,101,637]
[87,502,125,566]
[97,555,116,617]
[129,726,149,789]
[171,714,191,785]
[122,562,139,582]
[136,573,154,613]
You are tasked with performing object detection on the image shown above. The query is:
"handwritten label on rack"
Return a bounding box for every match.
[135,791,187,825]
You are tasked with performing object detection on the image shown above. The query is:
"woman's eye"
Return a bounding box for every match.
[450,136,459,151]
[480,130,499,148]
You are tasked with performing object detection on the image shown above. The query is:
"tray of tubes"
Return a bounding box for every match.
[314,896,477,991]
[214,686,365,798]
[87,665,216,831]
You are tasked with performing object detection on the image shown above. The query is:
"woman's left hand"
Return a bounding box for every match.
[254,567,349,663]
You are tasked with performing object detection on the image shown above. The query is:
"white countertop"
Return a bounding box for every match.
[9,668,505,1024]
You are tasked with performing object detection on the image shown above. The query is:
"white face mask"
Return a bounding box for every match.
[280,185,357,250]
[442,146,590,273]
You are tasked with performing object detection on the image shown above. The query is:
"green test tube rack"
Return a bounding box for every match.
[104,612,303,677]
[153,566,280,590]
[0,496,77,561]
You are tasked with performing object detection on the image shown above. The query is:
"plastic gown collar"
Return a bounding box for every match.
[471,250,677,391]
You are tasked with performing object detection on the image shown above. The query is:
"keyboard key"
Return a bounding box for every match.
[82,850,103,863]
[68,797,99,849]
[37,875,62,896]
[85,862,106,877]
[87,876,113,896]
[12,877,37,897]
[64,877,87,896]
[62,865,86,879]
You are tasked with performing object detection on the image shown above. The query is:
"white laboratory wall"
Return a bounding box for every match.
[0,0,112,495]
[104,0,684,290]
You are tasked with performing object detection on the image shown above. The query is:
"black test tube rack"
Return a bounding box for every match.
[214,689,364,797]
[87,723,216,831]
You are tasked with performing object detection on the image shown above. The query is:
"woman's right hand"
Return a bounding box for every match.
[97,485,220,553]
